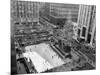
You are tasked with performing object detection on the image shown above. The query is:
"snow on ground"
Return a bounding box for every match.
[23,51,53,72]
[23,43,65,72]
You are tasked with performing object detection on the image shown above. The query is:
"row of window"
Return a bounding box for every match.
[11,1,39,19]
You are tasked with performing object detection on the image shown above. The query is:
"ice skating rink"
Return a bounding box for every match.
[23,43,65,72]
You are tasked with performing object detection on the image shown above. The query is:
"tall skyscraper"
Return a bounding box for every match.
[77,5,96,46]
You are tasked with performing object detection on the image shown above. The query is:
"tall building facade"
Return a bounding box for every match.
[11,0,40,23]
[49,3,79,22]
[39,3,79,26]
[77,5,96,46]
[11,0,40,37]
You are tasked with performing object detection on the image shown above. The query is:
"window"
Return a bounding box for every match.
[82,27,86,37]
[87,33,91,43]
[77,29,80,37]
